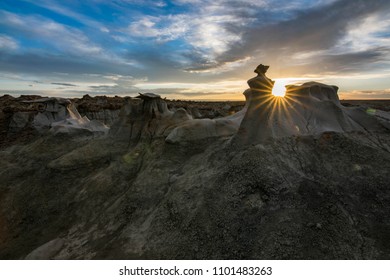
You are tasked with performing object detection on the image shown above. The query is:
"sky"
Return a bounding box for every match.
[0,0,390,100]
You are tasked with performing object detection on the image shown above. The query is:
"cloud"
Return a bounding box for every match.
[20,0,110,31]
[277,47,390,77]
[86,74,147,95]
[125,4,257,70]
[0,11,103,57]
[340,89,390,99]
[211,0,390,75]
[51,82,77,87]
[128,15,188,41]
[334,11,390,53]
[0,51,113,75]
[0,35,18,50]
[125,13,245,75]
[134,79,247,99]
[0,73,148,97]
[124,0,390,76]
[103,0,167,8]
[185,57,252,73]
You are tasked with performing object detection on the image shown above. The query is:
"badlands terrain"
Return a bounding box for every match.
[0,83,389,259]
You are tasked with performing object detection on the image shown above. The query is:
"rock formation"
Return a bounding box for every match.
[232,64,276,144]
[1,68,390,260]
[0,94,245,148]
[163,64,390,145]
[75,95,125,126]
[4,97,108,136]
[109,93,193,143]
[231,66,390,145]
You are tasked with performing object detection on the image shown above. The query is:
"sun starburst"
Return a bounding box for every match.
[272,79,288,97]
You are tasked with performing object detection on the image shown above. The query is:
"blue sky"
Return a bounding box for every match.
[0,0,390,100]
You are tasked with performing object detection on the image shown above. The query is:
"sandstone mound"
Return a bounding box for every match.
[164,80,390,145]
[232,81,390,145]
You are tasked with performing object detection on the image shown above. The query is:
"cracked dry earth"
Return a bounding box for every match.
[0,128,389,259]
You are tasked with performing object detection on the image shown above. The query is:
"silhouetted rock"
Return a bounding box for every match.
[248,63,275,94]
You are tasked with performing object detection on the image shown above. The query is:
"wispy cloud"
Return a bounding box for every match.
[20,0,110,31]
[0,11,103,56]
[340,89,390,99]
[51,82,77,87]
[86,74,147,95]
[128,16,185,41]
[338,13,390,52]
[185,57,252,73]
[0,34,18,50]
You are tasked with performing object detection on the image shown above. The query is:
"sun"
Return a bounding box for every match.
[272,79,287,97]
